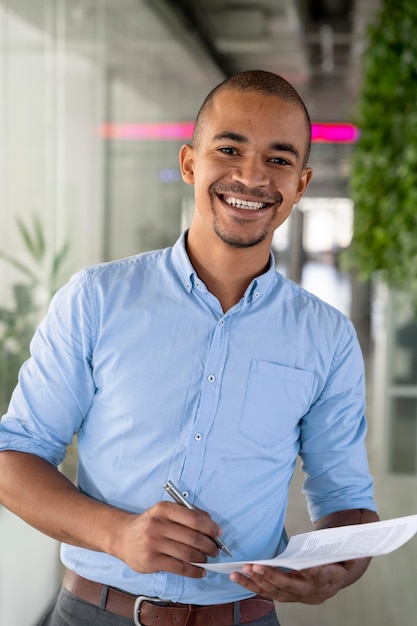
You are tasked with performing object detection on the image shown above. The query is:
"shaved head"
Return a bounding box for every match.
[192,70,312,167]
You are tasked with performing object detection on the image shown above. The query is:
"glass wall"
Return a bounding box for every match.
[0,0,223,415]
[0,3,223,623]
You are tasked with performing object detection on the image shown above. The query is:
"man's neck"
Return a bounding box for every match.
[186,229,271,313]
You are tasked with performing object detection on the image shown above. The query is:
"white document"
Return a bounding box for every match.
[197,514,417,574]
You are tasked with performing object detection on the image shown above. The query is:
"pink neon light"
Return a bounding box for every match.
[311,123,360,143]
[100,122,359,143]
[100,122,194,140]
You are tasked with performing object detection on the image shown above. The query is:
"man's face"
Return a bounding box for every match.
[180,89,312,250]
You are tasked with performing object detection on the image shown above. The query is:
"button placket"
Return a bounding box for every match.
[179,315,230,495]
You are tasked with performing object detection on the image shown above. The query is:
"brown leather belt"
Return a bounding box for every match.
[63,569,275,625]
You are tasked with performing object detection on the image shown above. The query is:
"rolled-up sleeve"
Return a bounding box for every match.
[300,320,376,522]
[0,270,96,467]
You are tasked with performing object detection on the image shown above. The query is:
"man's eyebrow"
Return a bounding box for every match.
[212,132,300,160]
[212,131,247,143]
[270,142,300,160]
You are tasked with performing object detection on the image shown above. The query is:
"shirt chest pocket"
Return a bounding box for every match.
[239,360,315,449]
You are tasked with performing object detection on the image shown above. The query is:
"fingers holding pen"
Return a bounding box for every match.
[163,480,232,558]
[116,501,220,578]
[160,500,222,556]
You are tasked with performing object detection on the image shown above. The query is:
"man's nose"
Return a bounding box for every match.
[231,156,270,188]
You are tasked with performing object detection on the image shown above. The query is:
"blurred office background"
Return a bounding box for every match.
[1,1,417,624]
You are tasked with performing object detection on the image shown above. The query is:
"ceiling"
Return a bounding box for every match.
[161,0,382,123]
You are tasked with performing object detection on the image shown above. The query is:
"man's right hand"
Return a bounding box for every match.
[115,501,222,578]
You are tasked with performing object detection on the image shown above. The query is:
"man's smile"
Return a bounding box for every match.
[222,195,271,211]
[211,184,283,216]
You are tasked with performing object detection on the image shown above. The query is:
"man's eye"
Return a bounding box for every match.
[270,157,290,165]
[219,147,238,155]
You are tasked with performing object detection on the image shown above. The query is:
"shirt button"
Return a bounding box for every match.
[254,291,260,298]
[194,433,202,441]
[219,319,224,326]
[207,374,215,382]
[182,491,189,499]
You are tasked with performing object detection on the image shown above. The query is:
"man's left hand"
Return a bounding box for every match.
[230,508,379,604]
[230,560,360,604]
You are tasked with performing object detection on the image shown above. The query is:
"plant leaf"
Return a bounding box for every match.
[16,214,45,262]
[0,250,38,283]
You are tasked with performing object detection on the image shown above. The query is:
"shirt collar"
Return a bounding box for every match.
[171,230,276,303]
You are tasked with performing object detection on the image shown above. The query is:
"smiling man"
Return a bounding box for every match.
[182,78,312,312]
[0,71,378,626]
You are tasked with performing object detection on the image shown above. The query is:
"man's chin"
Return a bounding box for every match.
[213,226,267,249]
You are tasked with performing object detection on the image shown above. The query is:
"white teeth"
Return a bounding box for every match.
[225,196,266,210]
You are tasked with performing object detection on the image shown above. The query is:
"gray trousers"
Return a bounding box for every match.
[38,587,281,626]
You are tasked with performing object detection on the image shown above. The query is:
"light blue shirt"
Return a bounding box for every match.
[0,232,376,604]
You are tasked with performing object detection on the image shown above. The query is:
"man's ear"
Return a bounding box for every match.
[179,144,195,184]
[294,167,313,203]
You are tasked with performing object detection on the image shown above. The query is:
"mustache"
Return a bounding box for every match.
[210,182,283,205]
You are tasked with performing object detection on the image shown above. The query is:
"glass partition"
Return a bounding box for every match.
[0,0,222,415]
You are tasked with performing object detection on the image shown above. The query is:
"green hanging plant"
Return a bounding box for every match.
[343,0,417,297]
[0,214,70,414]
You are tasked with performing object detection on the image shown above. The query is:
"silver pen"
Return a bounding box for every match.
[163,480,233,557]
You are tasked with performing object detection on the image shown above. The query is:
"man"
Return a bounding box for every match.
[0,70,378,626]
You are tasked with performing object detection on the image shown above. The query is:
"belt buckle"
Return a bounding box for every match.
[133,595,167,626]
